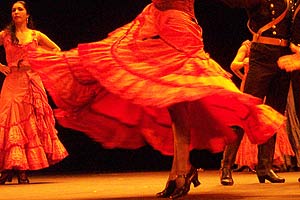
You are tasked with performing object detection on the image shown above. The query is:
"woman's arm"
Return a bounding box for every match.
[230,43,249,79]
[36,31,61,51]
[0,31,10,76]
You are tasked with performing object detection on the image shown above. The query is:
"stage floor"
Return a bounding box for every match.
[1,170,300,200]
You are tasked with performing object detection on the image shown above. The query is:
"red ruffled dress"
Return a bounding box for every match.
[0,30,68,171]
[28,4,285,155]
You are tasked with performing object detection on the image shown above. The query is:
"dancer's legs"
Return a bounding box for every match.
[157,102,199,198]
[168,102,191,180]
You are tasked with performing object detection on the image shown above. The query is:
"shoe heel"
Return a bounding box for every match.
[257,170,285,183]
[258,176,265,183]
[191,174,200,187]
[188,167,201,188]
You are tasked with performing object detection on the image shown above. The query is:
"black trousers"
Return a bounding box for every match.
[245,43,290,174]
[245,43,291,114]
[221,43,291,173]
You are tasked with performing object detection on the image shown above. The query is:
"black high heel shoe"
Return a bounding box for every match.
[156,180,176,198]
[189,167,200,187]
[0,170,13,185]
[257,169,285,183]
[17,170,30,184]
[169,168,200,199]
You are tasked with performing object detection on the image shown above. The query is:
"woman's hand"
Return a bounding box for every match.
[0,64,11,76]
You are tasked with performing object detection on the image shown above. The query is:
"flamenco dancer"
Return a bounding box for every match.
[0,1,68,184]
[28,0,284,198]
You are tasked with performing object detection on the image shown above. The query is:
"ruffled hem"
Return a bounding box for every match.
[0,146,48,170]
[0,138,67,170]
[0,70,68,170]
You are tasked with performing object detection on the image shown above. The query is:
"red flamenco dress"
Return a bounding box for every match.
[28,4,285,155]
[0,31,68,171]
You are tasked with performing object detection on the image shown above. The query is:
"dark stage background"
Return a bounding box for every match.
[0,0,251,174]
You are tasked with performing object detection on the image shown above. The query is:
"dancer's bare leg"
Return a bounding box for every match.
[157,102,200,198]
[156,103,191,198]
[168,103,191,181]
[169,123,179,180]
[169,103,201,198]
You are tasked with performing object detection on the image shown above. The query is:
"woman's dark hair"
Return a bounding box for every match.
[6,1,34,44]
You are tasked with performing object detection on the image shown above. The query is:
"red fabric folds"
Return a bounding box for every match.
[27,4,285,155]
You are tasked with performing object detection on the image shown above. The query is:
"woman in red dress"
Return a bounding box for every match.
[0,1,68,184]
[28,0,284,198]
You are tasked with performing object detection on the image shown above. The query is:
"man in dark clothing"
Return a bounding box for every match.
[217,0,294,185]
